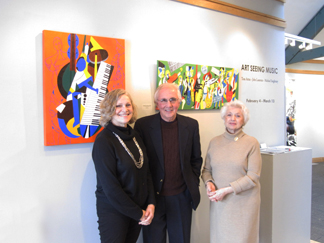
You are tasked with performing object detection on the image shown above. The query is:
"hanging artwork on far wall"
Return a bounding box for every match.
[156,60,239,110]
[285,78,297,146]
[43,30,125,146]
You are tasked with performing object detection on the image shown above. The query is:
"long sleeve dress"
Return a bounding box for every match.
[201,128,262,243]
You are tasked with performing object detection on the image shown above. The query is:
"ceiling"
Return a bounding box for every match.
[284,0,324,62]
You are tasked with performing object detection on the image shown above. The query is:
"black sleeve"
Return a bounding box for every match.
[134,122,156,206]
[190,120,203,182]
[92,134,143,221]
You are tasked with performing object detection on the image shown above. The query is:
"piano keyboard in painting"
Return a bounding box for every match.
[80,62,114,127]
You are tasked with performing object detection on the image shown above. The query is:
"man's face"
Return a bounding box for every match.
[156,87,180,122]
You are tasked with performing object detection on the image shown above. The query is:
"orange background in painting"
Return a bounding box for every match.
[43,30,125,146]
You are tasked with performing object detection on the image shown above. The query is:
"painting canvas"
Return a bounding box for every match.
[157,60,239,110]
[43,30,125,146]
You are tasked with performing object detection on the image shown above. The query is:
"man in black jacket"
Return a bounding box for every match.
[134,83,202,243]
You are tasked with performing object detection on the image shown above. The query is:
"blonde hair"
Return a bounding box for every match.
[99,89,137,127]
[220,100,250,125]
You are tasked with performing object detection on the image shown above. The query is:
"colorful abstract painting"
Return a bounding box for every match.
[157,60,239,110]
[43,30,125,146]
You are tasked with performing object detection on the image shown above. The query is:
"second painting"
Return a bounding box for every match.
[157,60,239,110]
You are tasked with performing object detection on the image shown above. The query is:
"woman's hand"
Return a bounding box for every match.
[139,204,155,225]
[206,181,217,202]
[209,187,234,201]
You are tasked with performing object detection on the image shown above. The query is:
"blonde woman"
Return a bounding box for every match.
[92,89,155,243]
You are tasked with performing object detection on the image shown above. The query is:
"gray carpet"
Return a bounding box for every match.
[311,163,324,242]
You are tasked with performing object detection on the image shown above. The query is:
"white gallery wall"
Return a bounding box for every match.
[0,0,285,242]
[285,69,324,158]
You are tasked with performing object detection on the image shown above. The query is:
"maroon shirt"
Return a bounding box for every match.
[160,118,186,196]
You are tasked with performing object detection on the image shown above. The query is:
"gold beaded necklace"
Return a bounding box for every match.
[113,132,143,169]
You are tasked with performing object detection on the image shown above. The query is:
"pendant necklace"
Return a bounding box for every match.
[113,132,144,169]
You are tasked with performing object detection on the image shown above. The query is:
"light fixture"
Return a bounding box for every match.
[285,33,321,50]
[299,42,306,49]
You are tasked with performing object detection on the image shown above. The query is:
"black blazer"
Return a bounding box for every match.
[134,113,202,210]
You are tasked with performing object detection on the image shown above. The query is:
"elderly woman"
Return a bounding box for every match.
[92,89,155,243]
[201,100,262,243]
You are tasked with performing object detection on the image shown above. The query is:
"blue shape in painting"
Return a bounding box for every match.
[58,118,79,138]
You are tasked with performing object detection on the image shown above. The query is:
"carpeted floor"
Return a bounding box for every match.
[311,162,324,242]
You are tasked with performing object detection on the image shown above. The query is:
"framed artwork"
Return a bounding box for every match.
[43,30,125,146]
[157,60,239,110]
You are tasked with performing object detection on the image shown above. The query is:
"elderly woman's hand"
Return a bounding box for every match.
[206,181,217,202]
[209,187,234,202]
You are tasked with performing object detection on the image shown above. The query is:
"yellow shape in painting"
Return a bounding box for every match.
[94,54,98,81]
[80,103,86,120]
[90,36,104,52]
[66,118,81,136]
[165,70,170,79]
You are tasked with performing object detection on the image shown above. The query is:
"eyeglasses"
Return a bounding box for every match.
[158,97,178,104]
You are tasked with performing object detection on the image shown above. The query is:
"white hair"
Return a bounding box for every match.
[220,100,250,125]
[154,83,181,104]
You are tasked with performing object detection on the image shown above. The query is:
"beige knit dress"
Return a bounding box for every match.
[201,128,262,243]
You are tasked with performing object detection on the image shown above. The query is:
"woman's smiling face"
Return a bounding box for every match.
[111,95,133,127]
